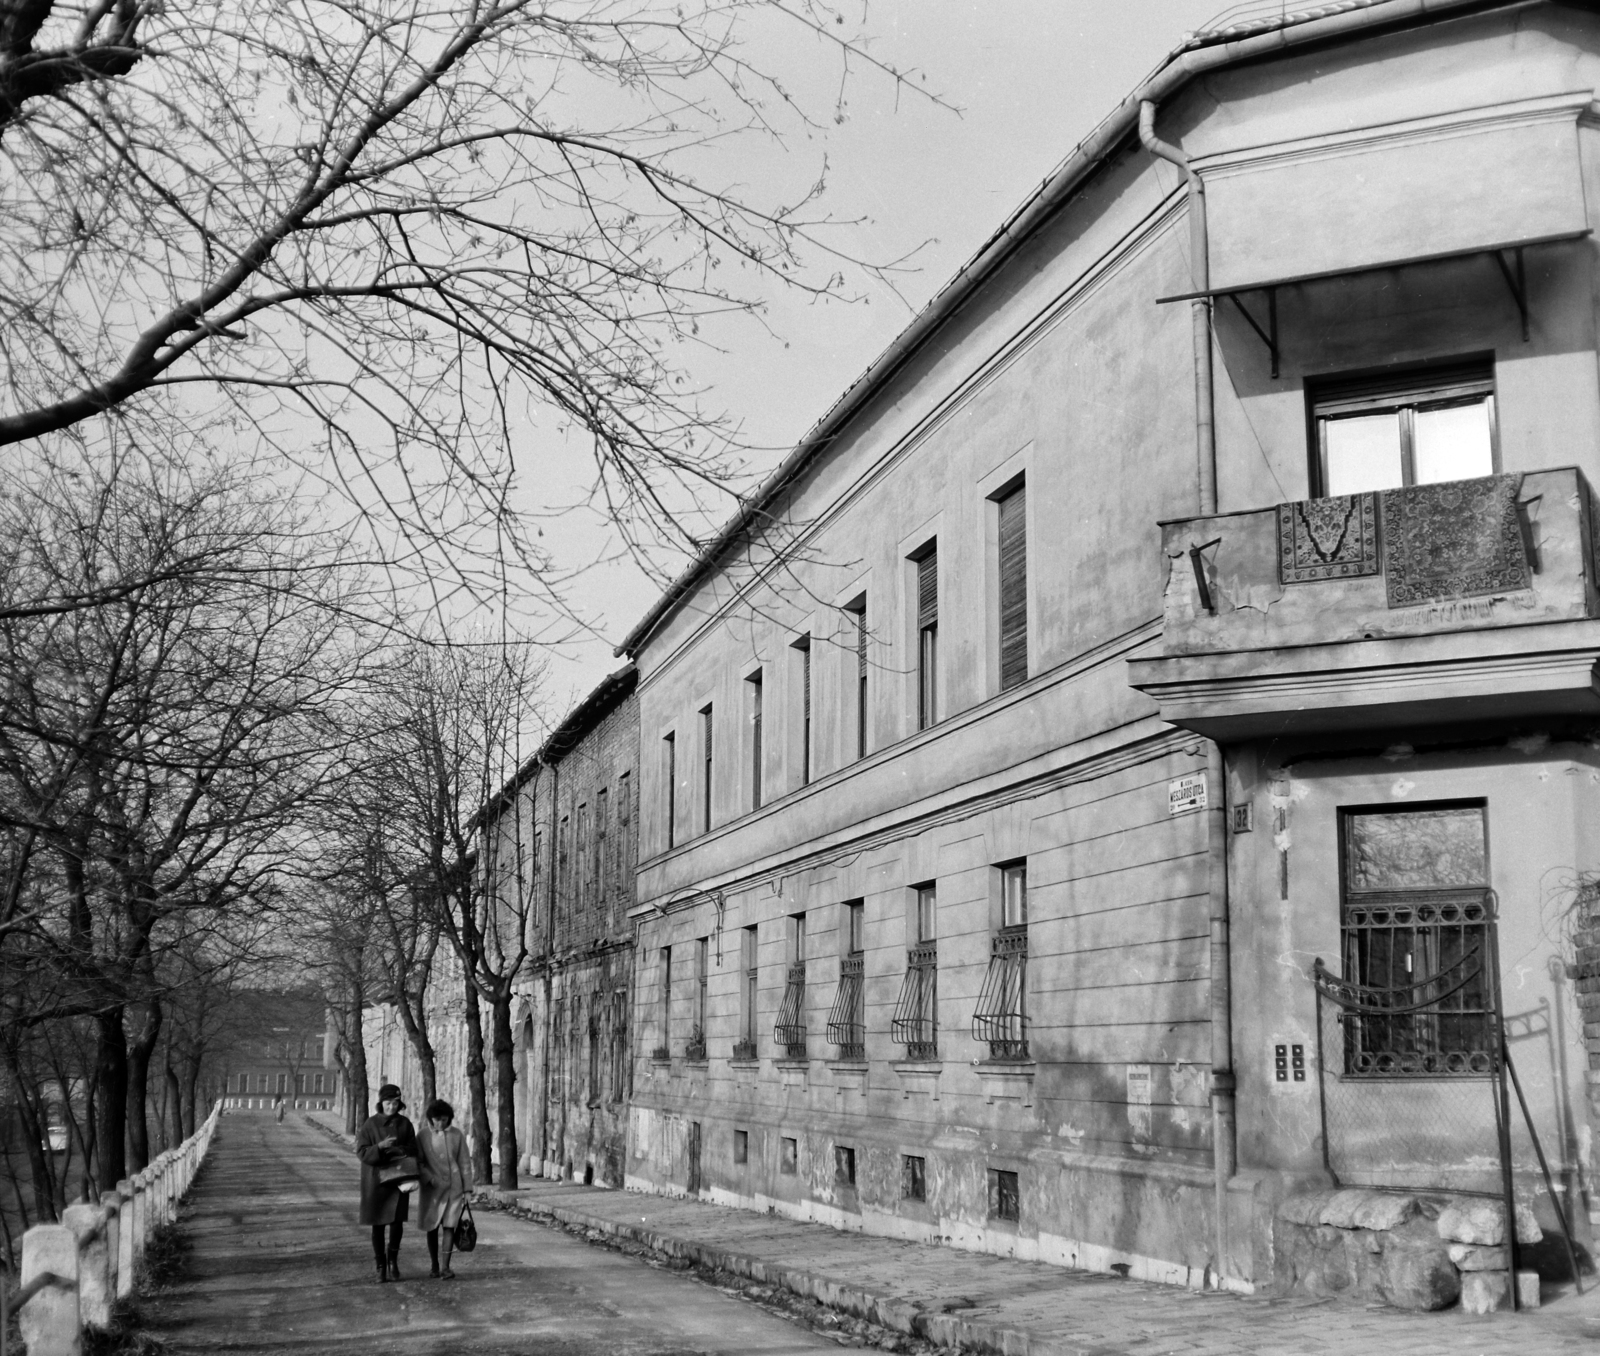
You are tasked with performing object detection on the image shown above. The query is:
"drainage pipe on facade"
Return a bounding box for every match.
[1138,99,1235,1282]
[537,759,559,1177]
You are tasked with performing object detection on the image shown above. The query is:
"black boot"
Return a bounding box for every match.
[375,1256,389,1284]
[427,1228,441,1278]
[387,1250,402,1282]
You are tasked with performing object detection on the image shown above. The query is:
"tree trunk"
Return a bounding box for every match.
[125,998,162,1171]
[1,1050,57,1222]
[392,969,438,1110]
[183,1054,202,1137]
[165,1064,184,1145]
[462,968,491,1184]
[94,1007,128,1191]
[342,994,369,1133]
[490,983,519,1190]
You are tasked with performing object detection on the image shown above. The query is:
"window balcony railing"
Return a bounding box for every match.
[891,942,938,1061]
[774,961,807,1058]
[972,926,1028,1061]
[827,954,865,1060]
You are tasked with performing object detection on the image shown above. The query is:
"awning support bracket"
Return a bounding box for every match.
[1493,246,1530,342]
[1228,288,1278,378]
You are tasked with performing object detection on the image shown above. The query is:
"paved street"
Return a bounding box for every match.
[142,1113,834,1354]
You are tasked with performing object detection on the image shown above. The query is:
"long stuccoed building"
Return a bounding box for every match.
[607,0,1600,1304]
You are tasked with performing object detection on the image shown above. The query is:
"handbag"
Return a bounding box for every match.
[454,1200,478,1253]
[377,1154,419,1185]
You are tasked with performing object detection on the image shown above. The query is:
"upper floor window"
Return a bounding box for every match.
[662,734,676,850]
[912,544,937,730]
[746,670,764,811]
[993,479,1027,692]
[1312,359,1494,498]
[792,634,812,786]
[844,595,868,760]
[700,704,714,833]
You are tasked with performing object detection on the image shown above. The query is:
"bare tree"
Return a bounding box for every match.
[0,444,372,1187]
[354,638,541,1182]
[0,1,936,605]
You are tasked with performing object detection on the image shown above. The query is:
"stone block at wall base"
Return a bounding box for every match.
[1460,1270,1510,1313]
[1378,1233,1460,1311]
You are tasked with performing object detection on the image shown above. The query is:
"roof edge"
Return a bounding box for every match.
[614,0,1517,660]
[472,662,639,828]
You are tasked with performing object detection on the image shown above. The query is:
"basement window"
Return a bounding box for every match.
[902,1154,926,1201]
[988,1168,1019,1223]
[734,1129,748,1165]
[834,1145,856,1187]
[780,1136,798,1174]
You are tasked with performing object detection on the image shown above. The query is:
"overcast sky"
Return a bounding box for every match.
[528,0,1234,715]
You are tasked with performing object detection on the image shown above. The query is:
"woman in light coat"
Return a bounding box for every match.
[417,1098,474,1278]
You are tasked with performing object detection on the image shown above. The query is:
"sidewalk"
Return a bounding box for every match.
[482,1177,1600,1356]
[303,1115,1599,1355]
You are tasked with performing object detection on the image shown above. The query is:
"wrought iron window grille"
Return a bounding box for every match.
[1319,890,1494,1076]
[731,1038,758,1061]
[650,1044,670,1062]
[827,954,866,1059]
[684,1025,707,1062]
[774,960,807,1057]
[972,925,1028,1060]
[891,942,938,1060]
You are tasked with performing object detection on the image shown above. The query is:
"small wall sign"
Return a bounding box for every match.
[1168,772,1207,816]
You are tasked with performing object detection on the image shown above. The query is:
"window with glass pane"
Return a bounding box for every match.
[1339,804,1493,1076]
[1312,361,1495,497]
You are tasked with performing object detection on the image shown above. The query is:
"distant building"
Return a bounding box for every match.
[224,990,339,1111]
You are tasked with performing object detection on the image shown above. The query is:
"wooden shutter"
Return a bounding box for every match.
[917,549,938,628]
[997,484,1027,691]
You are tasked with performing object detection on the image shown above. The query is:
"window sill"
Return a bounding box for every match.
[891,1059,942,1072]
[827,1059,868,1073]
[774,1057,811,1070]
[682,1058,709,1070]
[728,1058,761,1069]
[975,1060,1035,1108]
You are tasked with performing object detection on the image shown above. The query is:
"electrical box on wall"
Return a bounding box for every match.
[1270,1037,1308,1091]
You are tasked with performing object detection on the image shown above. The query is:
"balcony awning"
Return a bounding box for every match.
[1155,229,1592,377]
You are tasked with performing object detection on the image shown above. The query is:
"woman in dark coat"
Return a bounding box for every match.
[355,1084,418,1282]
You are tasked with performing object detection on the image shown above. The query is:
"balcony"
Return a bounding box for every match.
[1127,468,1600,739]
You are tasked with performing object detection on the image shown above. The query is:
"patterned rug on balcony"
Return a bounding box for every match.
[1381,473,1529,608]
[1277,491,1379,583]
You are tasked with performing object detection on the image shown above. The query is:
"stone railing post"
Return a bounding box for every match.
[18,1223,80,1356]
[130,1172,147,1269]
[60,1203,111,1331]
[115,1180,135,1298]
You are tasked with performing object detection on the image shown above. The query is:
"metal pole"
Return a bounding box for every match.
[1489,904,1520,1311]
[1504,1045,1584,1293]
[1313,974,1335,1183]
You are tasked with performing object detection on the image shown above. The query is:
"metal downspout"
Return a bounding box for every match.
[537,761,558,1176]
[1139,99,1236,1285]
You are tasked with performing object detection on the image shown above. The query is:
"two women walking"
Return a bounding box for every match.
[355,1085,473,1283]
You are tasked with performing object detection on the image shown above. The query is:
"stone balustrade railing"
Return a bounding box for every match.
[1,1100,221,1356]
